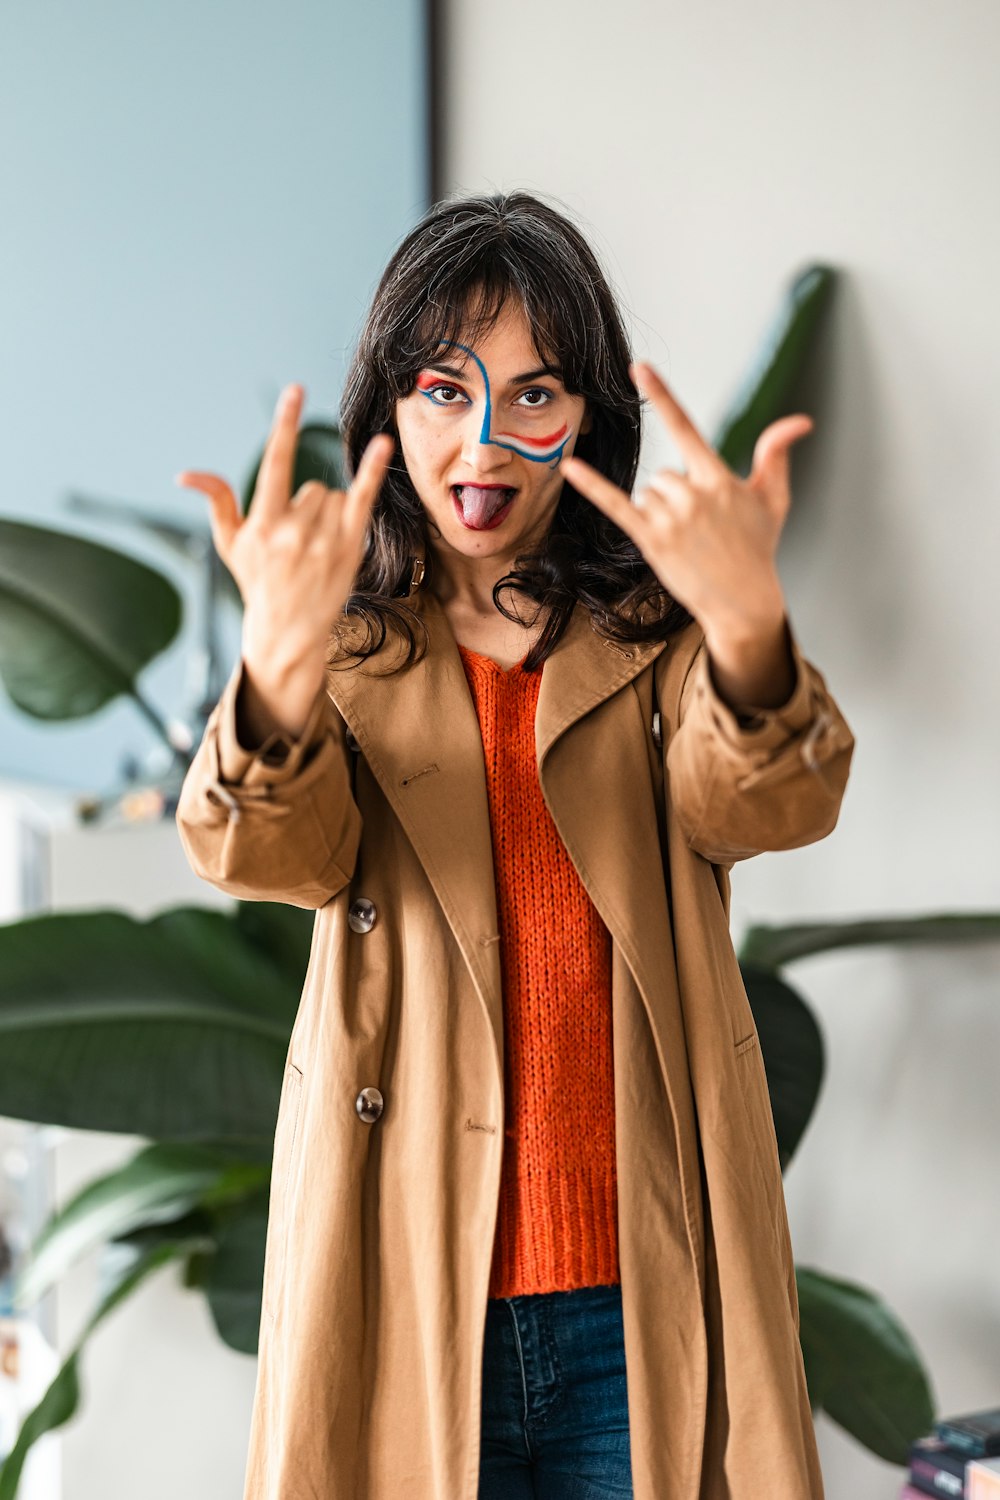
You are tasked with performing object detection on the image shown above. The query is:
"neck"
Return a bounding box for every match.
[426,546,521,620]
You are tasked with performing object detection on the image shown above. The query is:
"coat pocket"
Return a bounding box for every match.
[261,1061,304,1326]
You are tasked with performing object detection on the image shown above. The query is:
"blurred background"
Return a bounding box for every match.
[1,1,998,1497]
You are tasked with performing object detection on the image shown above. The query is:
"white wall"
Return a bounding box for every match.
[440,3,1000,1496]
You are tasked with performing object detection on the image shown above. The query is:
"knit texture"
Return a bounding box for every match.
[457,643,621,1299]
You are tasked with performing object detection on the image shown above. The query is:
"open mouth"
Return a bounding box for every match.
[451,484,517,531]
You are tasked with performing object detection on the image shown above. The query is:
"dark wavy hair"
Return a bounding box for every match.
[332,188,694,674]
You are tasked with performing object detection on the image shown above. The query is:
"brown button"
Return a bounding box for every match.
[355,1087,384,1124]
[348,898,377,933]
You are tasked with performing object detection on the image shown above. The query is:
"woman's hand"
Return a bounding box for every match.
[175,384,392,740]
[559,360,813,710]
[175,384,393,681]
[560,361,812,644]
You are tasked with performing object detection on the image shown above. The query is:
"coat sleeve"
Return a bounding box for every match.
[174,655,362,908]
[663,615,855,865]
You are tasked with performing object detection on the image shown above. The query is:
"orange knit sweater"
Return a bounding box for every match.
[458,644,621,1299]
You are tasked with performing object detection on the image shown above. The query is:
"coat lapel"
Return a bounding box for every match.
[323,581,667,1076]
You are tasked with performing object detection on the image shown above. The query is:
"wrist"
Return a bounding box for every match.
[241,613,329,687]
[701,581,788,660]
[237,630,329,747]
[703,609,796,715]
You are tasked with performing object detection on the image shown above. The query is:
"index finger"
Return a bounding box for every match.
[254,383,305,523]
[631,362,723,483]
[559,453,652,549]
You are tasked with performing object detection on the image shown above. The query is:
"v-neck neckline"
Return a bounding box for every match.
[456,643,533,676]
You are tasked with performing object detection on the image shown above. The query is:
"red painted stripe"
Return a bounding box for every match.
[493,423,568,449]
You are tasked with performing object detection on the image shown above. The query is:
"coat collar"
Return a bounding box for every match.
[323,577,668,1067]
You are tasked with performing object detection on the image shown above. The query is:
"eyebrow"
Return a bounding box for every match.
[423,359,564,386]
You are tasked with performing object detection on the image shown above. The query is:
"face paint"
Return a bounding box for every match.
[417,341,574,468]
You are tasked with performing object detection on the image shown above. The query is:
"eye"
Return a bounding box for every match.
[516,387,555,408]
[422,382,468,406]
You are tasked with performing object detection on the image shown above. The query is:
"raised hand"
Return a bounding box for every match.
[175,384,393,737]
[559,361,813,651]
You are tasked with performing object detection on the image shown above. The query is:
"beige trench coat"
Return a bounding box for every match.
[175,577,855,1500]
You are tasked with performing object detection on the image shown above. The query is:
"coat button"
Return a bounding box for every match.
[356,1087,384,1124]
[345,726,360,753]
[651,710,663,749]
[348,897,377,933]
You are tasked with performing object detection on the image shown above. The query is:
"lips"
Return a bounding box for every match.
[451,484,517,530]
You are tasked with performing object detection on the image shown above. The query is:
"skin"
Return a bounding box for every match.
[394,299,591,667]
[175,388,393,742]
[560,361,812,711]
[178,301,812,722]
[398,299,811,709]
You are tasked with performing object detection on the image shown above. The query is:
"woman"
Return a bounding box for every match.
[175,190,855,1500]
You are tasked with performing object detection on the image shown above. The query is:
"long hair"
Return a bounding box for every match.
[332,188,695,674]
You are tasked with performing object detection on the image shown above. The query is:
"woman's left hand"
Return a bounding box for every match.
[559,361,813,650]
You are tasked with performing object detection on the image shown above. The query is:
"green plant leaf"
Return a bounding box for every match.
[201,1194,269,1353]
[797,1265,936,1464]
[13,1142,266,1309]
[0,518,182,721]
[740,912,1000,970]
[0,1233,209,1500]
[0,902,312,1141]
[241,419,345,514]
[104,1190,269,1353]
[712,264,837,478]
[739,963,824,1170]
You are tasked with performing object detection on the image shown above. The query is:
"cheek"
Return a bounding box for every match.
[396,402,451,461]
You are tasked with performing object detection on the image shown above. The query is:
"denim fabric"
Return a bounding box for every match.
[478,1282,634,1498]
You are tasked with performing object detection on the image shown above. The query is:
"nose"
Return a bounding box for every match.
[460,403,516,475]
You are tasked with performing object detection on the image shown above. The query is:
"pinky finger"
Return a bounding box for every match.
[343,433,394,531]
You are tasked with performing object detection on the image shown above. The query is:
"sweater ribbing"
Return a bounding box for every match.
[457,644,621,1298]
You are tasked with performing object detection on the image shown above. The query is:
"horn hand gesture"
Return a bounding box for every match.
[559,361,813,712]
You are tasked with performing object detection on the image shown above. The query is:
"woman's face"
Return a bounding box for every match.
[393,298,591,564]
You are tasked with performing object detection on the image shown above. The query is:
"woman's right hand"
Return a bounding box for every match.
[175,383,394,740]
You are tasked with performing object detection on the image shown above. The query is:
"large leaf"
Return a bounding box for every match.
[0,1233,210,1500]
[796,1265,936,1464]
[0,902,312,1141]
[712,264,837,478]
[740,912,1000,970]
[0,518,181,721]
[739,963,824,1170]
[14,1142,266,1309]
[104,1191,269,1355]
[201,1194,269,1353]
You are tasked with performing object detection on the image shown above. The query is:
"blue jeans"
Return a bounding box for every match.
[478,1283,634,1498]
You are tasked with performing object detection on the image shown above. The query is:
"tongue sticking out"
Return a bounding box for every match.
[457,486,513,527]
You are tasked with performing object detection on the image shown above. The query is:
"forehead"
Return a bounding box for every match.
[429,300,552,370]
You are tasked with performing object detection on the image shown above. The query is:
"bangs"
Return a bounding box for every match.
[394,263,578,397]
